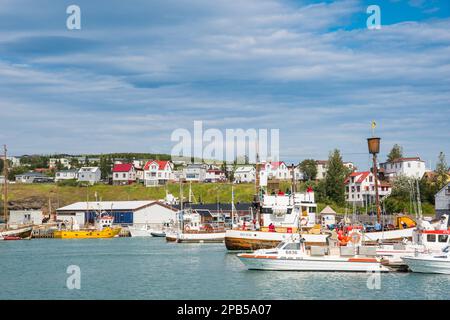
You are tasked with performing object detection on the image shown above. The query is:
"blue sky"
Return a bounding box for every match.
[0,0,449,170]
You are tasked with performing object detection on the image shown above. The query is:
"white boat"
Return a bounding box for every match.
[166,208,227,243]
[375,215,450,269]
[129,222,174,237]
[167,231,225,243]
[402,246,450,274]
[128,225,152,237]
[237,235,389,272]
[150,231,166,237]
[226,191,331,250]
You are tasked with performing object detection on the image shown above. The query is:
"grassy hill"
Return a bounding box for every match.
[4,182,434,216]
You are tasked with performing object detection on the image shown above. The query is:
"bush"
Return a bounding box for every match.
[56,179,79,187]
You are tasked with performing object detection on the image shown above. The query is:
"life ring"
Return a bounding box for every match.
[184,225,191,232]
[349,231,361,244]
[300,217,308,226]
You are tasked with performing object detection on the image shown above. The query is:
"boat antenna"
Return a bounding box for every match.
[3,145,8,226]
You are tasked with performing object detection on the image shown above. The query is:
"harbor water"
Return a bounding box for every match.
[1,237,449,300]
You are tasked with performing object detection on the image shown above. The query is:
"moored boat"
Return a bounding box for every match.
[225,191,330,250]
[0,226,33,240]
[166,208,227,243]
[402,246,450,274]
[128,225,152,237]
[54,214,121,239]
[237,235,389,272]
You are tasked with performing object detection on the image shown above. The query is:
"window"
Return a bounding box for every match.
[438,235,449,243]
[284,242,301,250]
[357,186,360,192]
[427,234,436,242]
[122,173,126,178]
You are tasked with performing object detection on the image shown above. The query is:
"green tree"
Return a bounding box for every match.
[69,157,79,168]
[387,144,403,162]
[0,158,3,174]
[324,149,347,205]
[435,152,449,190]
[84,155,90,166]
[299,159,318,181]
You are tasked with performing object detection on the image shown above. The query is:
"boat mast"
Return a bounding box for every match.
[254,140,262,227]
[3,145,8,226]
[231,185,234,227]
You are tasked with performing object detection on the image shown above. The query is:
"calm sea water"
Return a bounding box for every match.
[0,237,449,300]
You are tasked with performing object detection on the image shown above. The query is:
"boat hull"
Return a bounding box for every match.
[166,232,225,243]
[238,254,389,272]
[363,228,415,243]
[402,256,450,274]
[225,229,329,251]
[128,227,152,237]
[150,232,166,237]
[0,226,33,240]
[53,227,121,239]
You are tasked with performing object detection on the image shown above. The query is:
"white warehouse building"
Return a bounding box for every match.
[56,201,177,229]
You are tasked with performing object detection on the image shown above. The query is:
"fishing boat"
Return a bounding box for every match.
[237,234,389,272]
[0,226,33,240]
[166,208,226,243]
[402,246,450,274]
[225,191,330,250]
[53,214,121,239]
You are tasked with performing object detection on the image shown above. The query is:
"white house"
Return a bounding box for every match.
[234,166,256,183]
[205,169,226,182]
[316,160,328,180]
[9,210,43,226]
[49,158,71,169]
[144,160,174,186]
[380,157,426,180]
[56,201,177,229]
[0,156,20,168]
[15,172,53,183]
[259,161,290,181]
[55,169,78,182]
[112,163,136,185]
[288,164,304,181]
[316,160,355,180]
[77,167,101,185]
[435,182,450,219]
[184,163,208,182]
[345,171,391,206]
